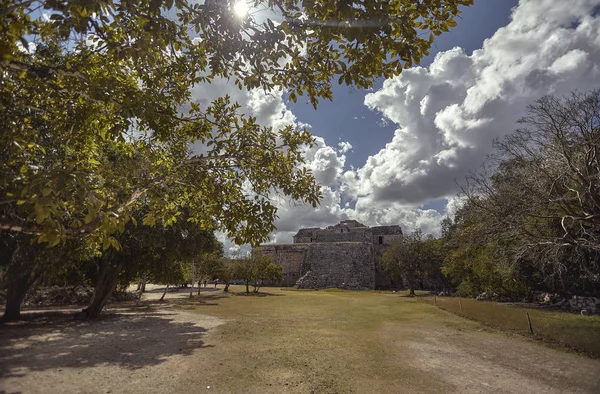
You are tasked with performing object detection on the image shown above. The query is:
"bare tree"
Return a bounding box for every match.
[461,90,600,291]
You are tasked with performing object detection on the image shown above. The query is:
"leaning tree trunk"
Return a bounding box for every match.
[160,284,169,301]
[1,243,41,323]
[77,251,122,319]
[223,282,230,292]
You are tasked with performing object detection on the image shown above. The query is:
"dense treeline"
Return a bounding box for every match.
[0,208,220,321]
[384,91,600,300]
[0,217,281,321]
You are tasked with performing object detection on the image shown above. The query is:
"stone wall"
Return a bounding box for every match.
[372,226,403,246]
[293,228,319,243]
[259,221,403,290]
[296,242,375,290]
[312,227,372,243]
[371,226,402,288]
[371,225,403,236]
[261,244,308,286]
[327,220,365,229]
[291,223,403,246]
[372,246,392,289]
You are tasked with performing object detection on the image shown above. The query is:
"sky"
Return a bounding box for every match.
[202,0,600,254]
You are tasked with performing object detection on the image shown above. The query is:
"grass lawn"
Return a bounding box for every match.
[419,295,600,358]
[2,286,599,394]
[170,286,600,393]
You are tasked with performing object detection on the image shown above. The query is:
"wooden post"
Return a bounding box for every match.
[459,298,463,313]
[434,294,437,306]
[526,312,534,336]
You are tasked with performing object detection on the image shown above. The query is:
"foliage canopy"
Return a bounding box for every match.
[0,0,472,248]
[444,91,600,298]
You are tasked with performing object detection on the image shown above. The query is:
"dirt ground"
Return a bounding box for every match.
[1,286,599,394]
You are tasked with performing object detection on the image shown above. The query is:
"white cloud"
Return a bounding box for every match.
[273,186,348,234]
[338,141,353,154]
[357,0,600,211]
[343,196,445,236]
[303,137,346,186]
[216,231,252,257]
[201,0,600,250]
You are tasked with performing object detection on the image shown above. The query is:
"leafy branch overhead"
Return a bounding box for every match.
[0,0,471,247]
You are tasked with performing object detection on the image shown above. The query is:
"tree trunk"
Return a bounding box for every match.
[136,284,143,307]
[245,281,249,293]
[1,242,41,323]
[409,287,415,296]
[160,284,169,301]
[189,275,196,298]
[2,275,30,322]
[77,251,122,319]
[137,274,148,292]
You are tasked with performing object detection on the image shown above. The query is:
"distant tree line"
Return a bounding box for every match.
[383,91,600,300]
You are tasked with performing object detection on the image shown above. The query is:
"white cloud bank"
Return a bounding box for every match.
[199,0,600,253]
[357,0,600,208]
[333,0,600,236]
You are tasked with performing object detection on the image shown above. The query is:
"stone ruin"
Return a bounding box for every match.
[258,220,402,290]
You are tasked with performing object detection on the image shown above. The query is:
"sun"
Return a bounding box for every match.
[233,1,250,19]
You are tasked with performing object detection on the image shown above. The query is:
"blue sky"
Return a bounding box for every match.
[290,0,520,170]
[286,0,520,216]
[205,0,600,252]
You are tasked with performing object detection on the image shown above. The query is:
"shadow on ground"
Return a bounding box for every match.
[230,291,283,297]
[0,305,211,379]
[141,286,223,294]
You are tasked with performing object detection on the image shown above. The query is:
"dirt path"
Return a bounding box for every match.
[0,302,223,394]
[1,287,599,393]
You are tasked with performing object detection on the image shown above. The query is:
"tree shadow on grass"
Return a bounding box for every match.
[165,295,227,310]
[230,291,284,297]
[0,305,212,379]
[141,286,222,294]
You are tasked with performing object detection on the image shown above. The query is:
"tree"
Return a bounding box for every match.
[420,236,448,292]
[249,250,282,293]
[459,91,600,296]
[440,202,530,299]
[232,251,281,293]
[192,251,224,296]
[74,209,221,318]
[234,257,254,294]
[217,258,236,293]
[381,229,443,295]
[0,232,93,322]
[1,0,472,247]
